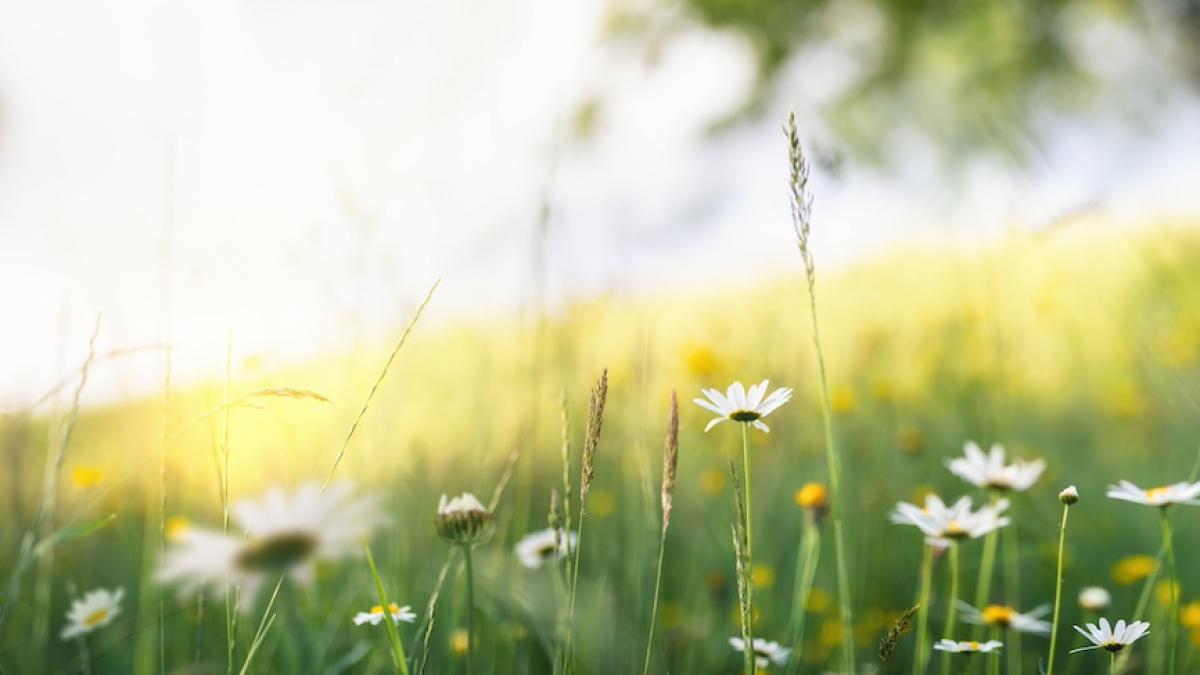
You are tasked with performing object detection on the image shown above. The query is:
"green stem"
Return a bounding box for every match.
[1046,504,1070,675]
[1161,510,1179,675]
[1110,651,1116,675]
[913,544,934,675]
[1002,521,1022,675]
[464,546,476,675]
[740,424,753,563]
[942,544,960,675]
[806,272,855,674]
[564,515,587,674]
[641,527,668,675]
[972,504,1000,640]
[786,522,822,675]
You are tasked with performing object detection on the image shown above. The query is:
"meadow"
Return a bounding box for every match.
[2,200,1200,673]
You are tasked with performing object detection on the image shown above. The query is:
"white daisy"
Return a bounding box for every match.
[694,381,793,433]
[514,528,576,569]
[1078,586,1111,612]
[1070,618,1150,654]
[61,587,123,640]
[353,602,417,626]
[933,639,1003,654]
[1106,480,1200,508]
[728,636,790,668]
[957,601,1051,634]
[946,441,1045,492]
[160,482,383,609]
[890,494,1010,546]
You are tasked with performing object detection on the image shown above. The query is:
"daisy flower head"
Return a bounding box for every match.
[514,528,576,569]
[946,441,1045,492]
[160,482,383,608]
[353,602,416,626]
[694,380,792,433]
[1070,618,1150,654]
[61,587,123,640]
[1106,480,1200,508]
[436,492,494,546]
[957,601,1051,634]
[1078,586,1112,612]
[728,636,790,668]
[890,494,1010,547]
[933,639,1003,654]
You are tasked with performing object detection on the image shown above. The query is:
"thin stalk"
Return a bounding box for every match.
[740,424,753,563]
[564,515,586,674]
[1046,504,1070,675]
[76,637,93,675]
[464,546,476,675]
[641,528,668,675]
[786,522,821,673]
[913,544,934,675]
[972,517,999,640]
[942,544,960,675]
[1110,651,1116,675]
[365,544,410,675]
[1002,521,1022,675]
[222,330,236,675]
[1161,510,1179,675]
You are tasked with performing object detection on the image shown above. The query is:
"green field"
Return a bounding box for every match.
[3,218,1200,674]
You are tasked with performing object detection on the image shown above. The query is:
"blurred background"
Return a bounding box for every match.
[1,0,1199,403]
[3,0,1200,673]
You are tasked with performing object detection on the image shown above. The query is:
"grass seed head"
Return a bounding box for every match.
[661,390,680,531]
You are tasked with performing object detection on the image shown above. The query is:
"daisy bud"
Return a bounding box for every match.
[1059,485,1079,505]
[794,482,829,524]
[436,492,495,547]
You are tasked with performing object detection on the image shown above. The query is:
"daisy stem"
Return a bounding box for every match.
[76,636,93,675]
[641,524,668,675]
[971,497,1000,640]
[1110,651,1116,675]
[786,520,821,674]
[942,544,960,675]
[740,423,753,569]
[1046,503,1071,675]
[1160,509,1179,675]
[913,544,934,675]
[464,545,476,675]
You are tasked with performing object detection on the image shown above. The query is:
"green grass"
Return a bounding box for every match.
[2,220,1200,673]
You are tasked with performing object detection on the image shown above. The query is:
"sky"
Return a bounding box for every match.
[1,0,1198,407]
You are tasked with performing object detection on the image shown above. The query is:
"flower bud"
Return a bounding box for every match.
[1059,485,1079,505]
[435,492,495,546]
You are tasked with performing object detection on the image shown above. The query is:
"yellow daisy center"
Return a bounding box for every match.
[83,608,109,628]
[965,641,981,651]
[943,520,970,539]
[369,603,401,615]
[1145,486,1172,501]
[981,605,1015,626]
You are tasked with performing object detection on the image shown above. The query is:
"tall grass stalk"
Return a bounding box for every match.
[1002,522,1022,675]
[1046,500,1072,675]
[463,546,477,675]
[222,330,237,675]
[0,316,100,648]
[728,457,754,675]
[785,110,855,673]
[365,544,411,675]
[941,544,959,675]
[238,576,284,675]
[322,278,439,491]
[912,544,934,675]
[641,391,679,675]
[785,519,820,674]
[564,370,607,674]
